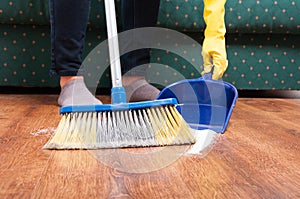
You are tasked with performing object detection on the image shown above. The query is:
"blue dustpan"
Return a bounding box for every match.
[156,73,238,133]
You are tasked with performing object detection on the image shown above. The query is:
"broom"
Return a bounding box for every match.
[43,0,195,149]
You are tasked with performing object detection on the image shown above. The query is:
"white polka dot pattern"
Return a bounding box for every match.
[0,0,299,89]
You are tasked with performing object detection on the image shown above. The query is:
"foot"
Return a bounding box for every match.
[124,78,160,102]
[58,77,102,106]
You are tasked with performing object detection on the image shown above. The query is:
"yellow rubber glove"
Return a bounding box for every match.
[201,0,228,80]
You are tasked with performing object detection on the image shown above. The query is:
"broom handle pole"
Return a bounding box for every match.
[104,0,122,88]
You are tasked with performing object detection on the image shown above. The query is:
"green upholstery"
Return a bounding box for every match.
[0,0,299,89]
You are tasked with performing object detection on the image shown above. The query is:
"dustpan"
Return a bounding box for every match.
[156,73,238,133]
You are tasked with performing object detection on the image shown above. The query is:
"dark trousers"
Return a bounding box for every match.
[49,0,160,77]
[121,0,160,75]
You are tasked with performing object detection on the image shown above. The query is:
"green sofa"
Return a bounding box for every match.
[0,0,299,90]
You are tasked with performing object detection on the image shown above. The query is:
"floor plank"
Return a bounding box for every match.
[0,95,299,198]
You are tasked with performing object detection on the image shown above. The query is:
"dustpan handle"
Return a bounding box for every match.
[202,72,212,80]
[104,0,122,88]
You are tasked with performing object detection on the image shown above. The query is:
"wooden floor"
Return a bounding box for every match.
[0,94,299,199]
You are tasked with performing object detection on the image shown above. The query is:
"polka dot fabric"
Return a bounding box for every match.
[0,0,113,87]
[225,0,300,34]
[225,34,299,90]
[152,0,300,90]
[0,0,50,25]
[157,0,299,34]
[0,0,299,89]
[0,24,108,87]
[0,0,121,28]
[149,33,300,90]
[157,0,205,32]
[0,24,57,86]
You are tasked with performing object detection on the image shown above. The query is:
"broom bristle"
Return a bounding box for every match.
[43,105,195,149]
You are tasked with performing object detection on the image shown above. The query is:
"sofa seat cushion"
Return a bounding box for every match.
[148,33,300,90]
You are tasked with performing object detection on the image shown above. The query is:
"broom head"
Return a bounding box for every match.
[43,98,195,149]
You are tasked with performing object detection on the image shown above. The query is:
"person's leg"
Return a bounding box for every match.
[49,0,102,106]
[121,0,161,102]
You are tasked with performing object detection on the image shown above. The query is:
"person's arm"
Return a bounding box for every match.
[201,0,228,80]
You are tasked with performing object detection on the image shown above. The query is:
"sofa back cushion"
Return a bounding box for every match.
[0,0,299,34]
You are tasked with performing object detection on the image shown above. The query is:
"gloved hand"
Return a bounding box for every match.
[201,0,228,80]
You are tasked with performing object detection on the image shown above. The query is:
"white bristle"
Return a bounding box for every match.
[43,105,195,149]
